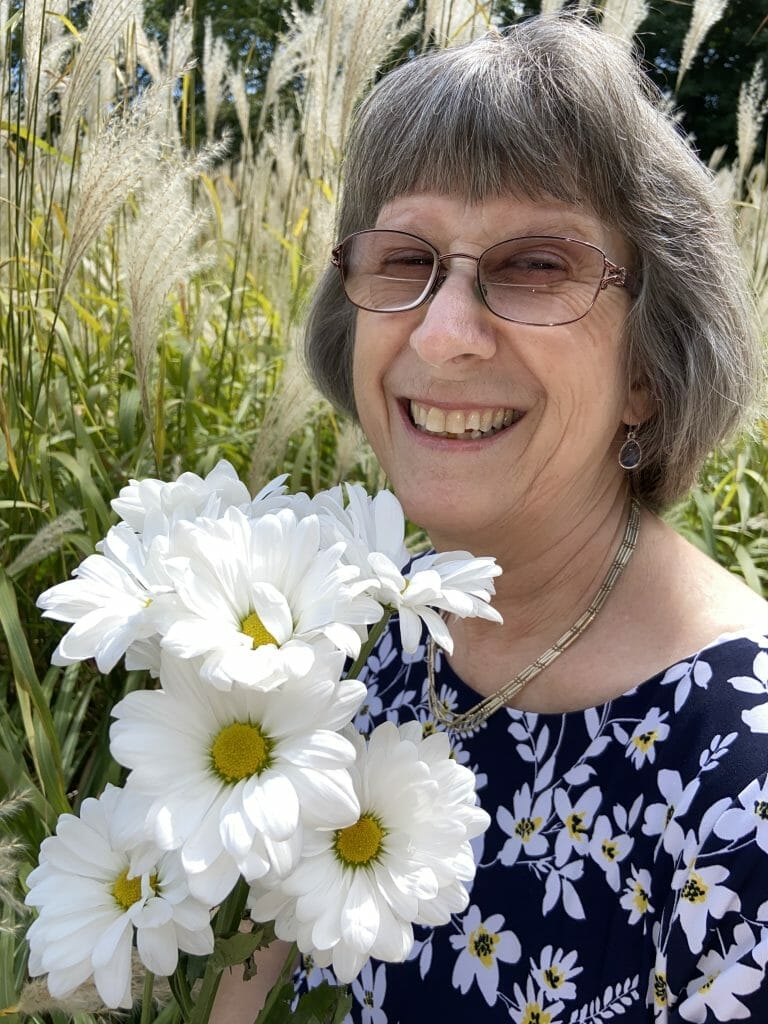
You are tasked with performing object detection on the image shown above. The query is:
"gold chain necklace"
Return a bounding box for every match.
[427,499,641,733]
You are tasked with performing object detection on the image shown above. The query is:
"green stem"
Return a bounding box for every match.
[140,971,155,1024]
[169,963,195,1021]
[346,610,391,681]
[253,942,299,1024]
[187,878,250,1024]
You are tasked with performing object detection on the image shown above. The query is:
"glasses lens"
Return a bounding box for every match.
[479,236,606,326]
[338,231,437,312]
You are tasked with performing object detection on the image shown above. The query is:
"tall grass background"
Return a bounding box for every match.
[0,0,766,1018]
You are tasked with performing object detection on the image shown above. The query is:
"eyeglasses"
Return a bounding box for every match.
[331,229,634,327]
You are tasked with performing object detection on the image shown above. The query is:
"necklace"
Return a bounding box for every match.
[427,498,641,732]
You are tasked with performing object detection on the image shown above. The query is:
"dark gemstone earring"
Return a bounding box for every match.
[618,427,642,470]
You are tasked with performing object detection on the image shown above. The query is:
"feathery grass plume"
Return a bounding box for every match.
[737,62,768,181]
[21,0,45,130]
[163,7,194,84]
[676,0,728,90]
[0,792,33,924]
[229,65,251,159]
[600,0,649,46]
[736,158,768,331]
[16,951,173,1016]
[246,344,320,490]
[124,141,226,454]
[58,81,171,298]
[5,510,83,577]
[423,0,496,46]
[263,0,420,188]
[22,0,71,140]
[203,17,229,143]
[58,0,142,142]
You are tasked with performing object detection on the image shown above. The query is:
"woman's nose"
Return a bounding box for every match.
[408,260,498,367]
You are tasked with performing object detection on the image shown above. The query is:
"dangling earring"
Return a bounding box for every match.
[618,426,642,470]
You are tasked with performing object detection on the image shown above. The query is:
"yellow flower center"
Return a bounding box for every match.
[521,1003,552,1024]
[334,814,386,867]
[211,721,272,782]
[633,882,650,914]
[241,611,278,647]
[633,729,657,752]
[515,816,542,842]
[544,966,565,989]
[112,869,157,910]
[681,871,709,904]
[469,925,499,967]
[654,972,668,1006]
[567,812,587,840]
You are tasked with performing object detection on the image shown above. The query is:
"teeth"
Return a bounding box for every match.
[410,401,520,438]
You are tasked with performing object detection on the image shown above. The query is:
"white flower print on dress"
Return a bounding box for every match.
[497,784,551,866]
[728,649,768,734]
[542,860,586,919]
[623,707,670,768]
[530,945,582,1001]
[642,769,700,857]
[672,854,740,955]
[714,777,768,852]
[660,653,713,712]
[679,922,764,1022]
[351,960,388,1024]
[553,785,601,866]
[509,977,565,1024]
[449,904,521,1006]
[620,865,654,925]
[588,814,632,891]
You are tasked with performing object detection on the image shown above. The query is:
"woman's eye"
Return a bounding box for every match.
[381,250,433,268]
[486,251,569,283]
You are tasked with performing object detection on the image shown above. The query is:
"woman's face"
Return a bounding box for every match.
[351,193,645,550]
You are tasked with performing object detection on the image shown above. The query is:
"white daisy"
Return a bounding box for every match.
[368,550,502,655]
[158,506,382,690]
[25,785,213,1009]
[110,459,262,534]
[109,650,365,905]
[311,483,410,575]
[36,523,170,673]
[247,721,490,983]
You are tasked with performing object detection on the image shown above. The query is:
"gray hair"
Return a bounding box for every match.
[304,15,763,511]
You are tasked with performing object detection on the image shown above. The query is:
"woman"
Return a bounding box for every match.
[220,15,768,1022]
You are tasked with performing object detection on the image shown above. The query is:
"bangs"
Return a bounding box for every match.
[339,31,647,236]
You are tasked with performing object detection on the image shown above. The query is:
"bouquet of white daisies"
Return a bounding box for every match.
[24,462,497,1022]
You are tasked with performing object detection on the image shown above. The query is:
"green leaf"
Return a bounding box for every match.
[211,923,277,972]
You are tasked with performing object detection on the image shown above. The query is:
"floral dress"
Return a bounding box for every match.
[299,622,768,1022]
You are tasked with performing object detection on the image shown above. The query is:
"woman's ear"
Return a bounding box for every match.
[622,380,653,427]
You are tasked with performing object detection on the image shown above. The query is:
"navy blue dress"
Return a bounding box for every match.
[299,622,768,1022]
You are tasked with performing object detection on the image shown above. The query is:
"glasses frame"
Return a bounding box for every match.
[331,228,634,327]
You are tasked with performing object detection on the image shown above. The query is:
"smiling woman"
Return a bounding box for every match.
[216,14,768,1024]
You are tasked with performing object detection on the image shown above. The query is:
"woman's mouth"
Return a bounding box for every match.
[409,400,523,439]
